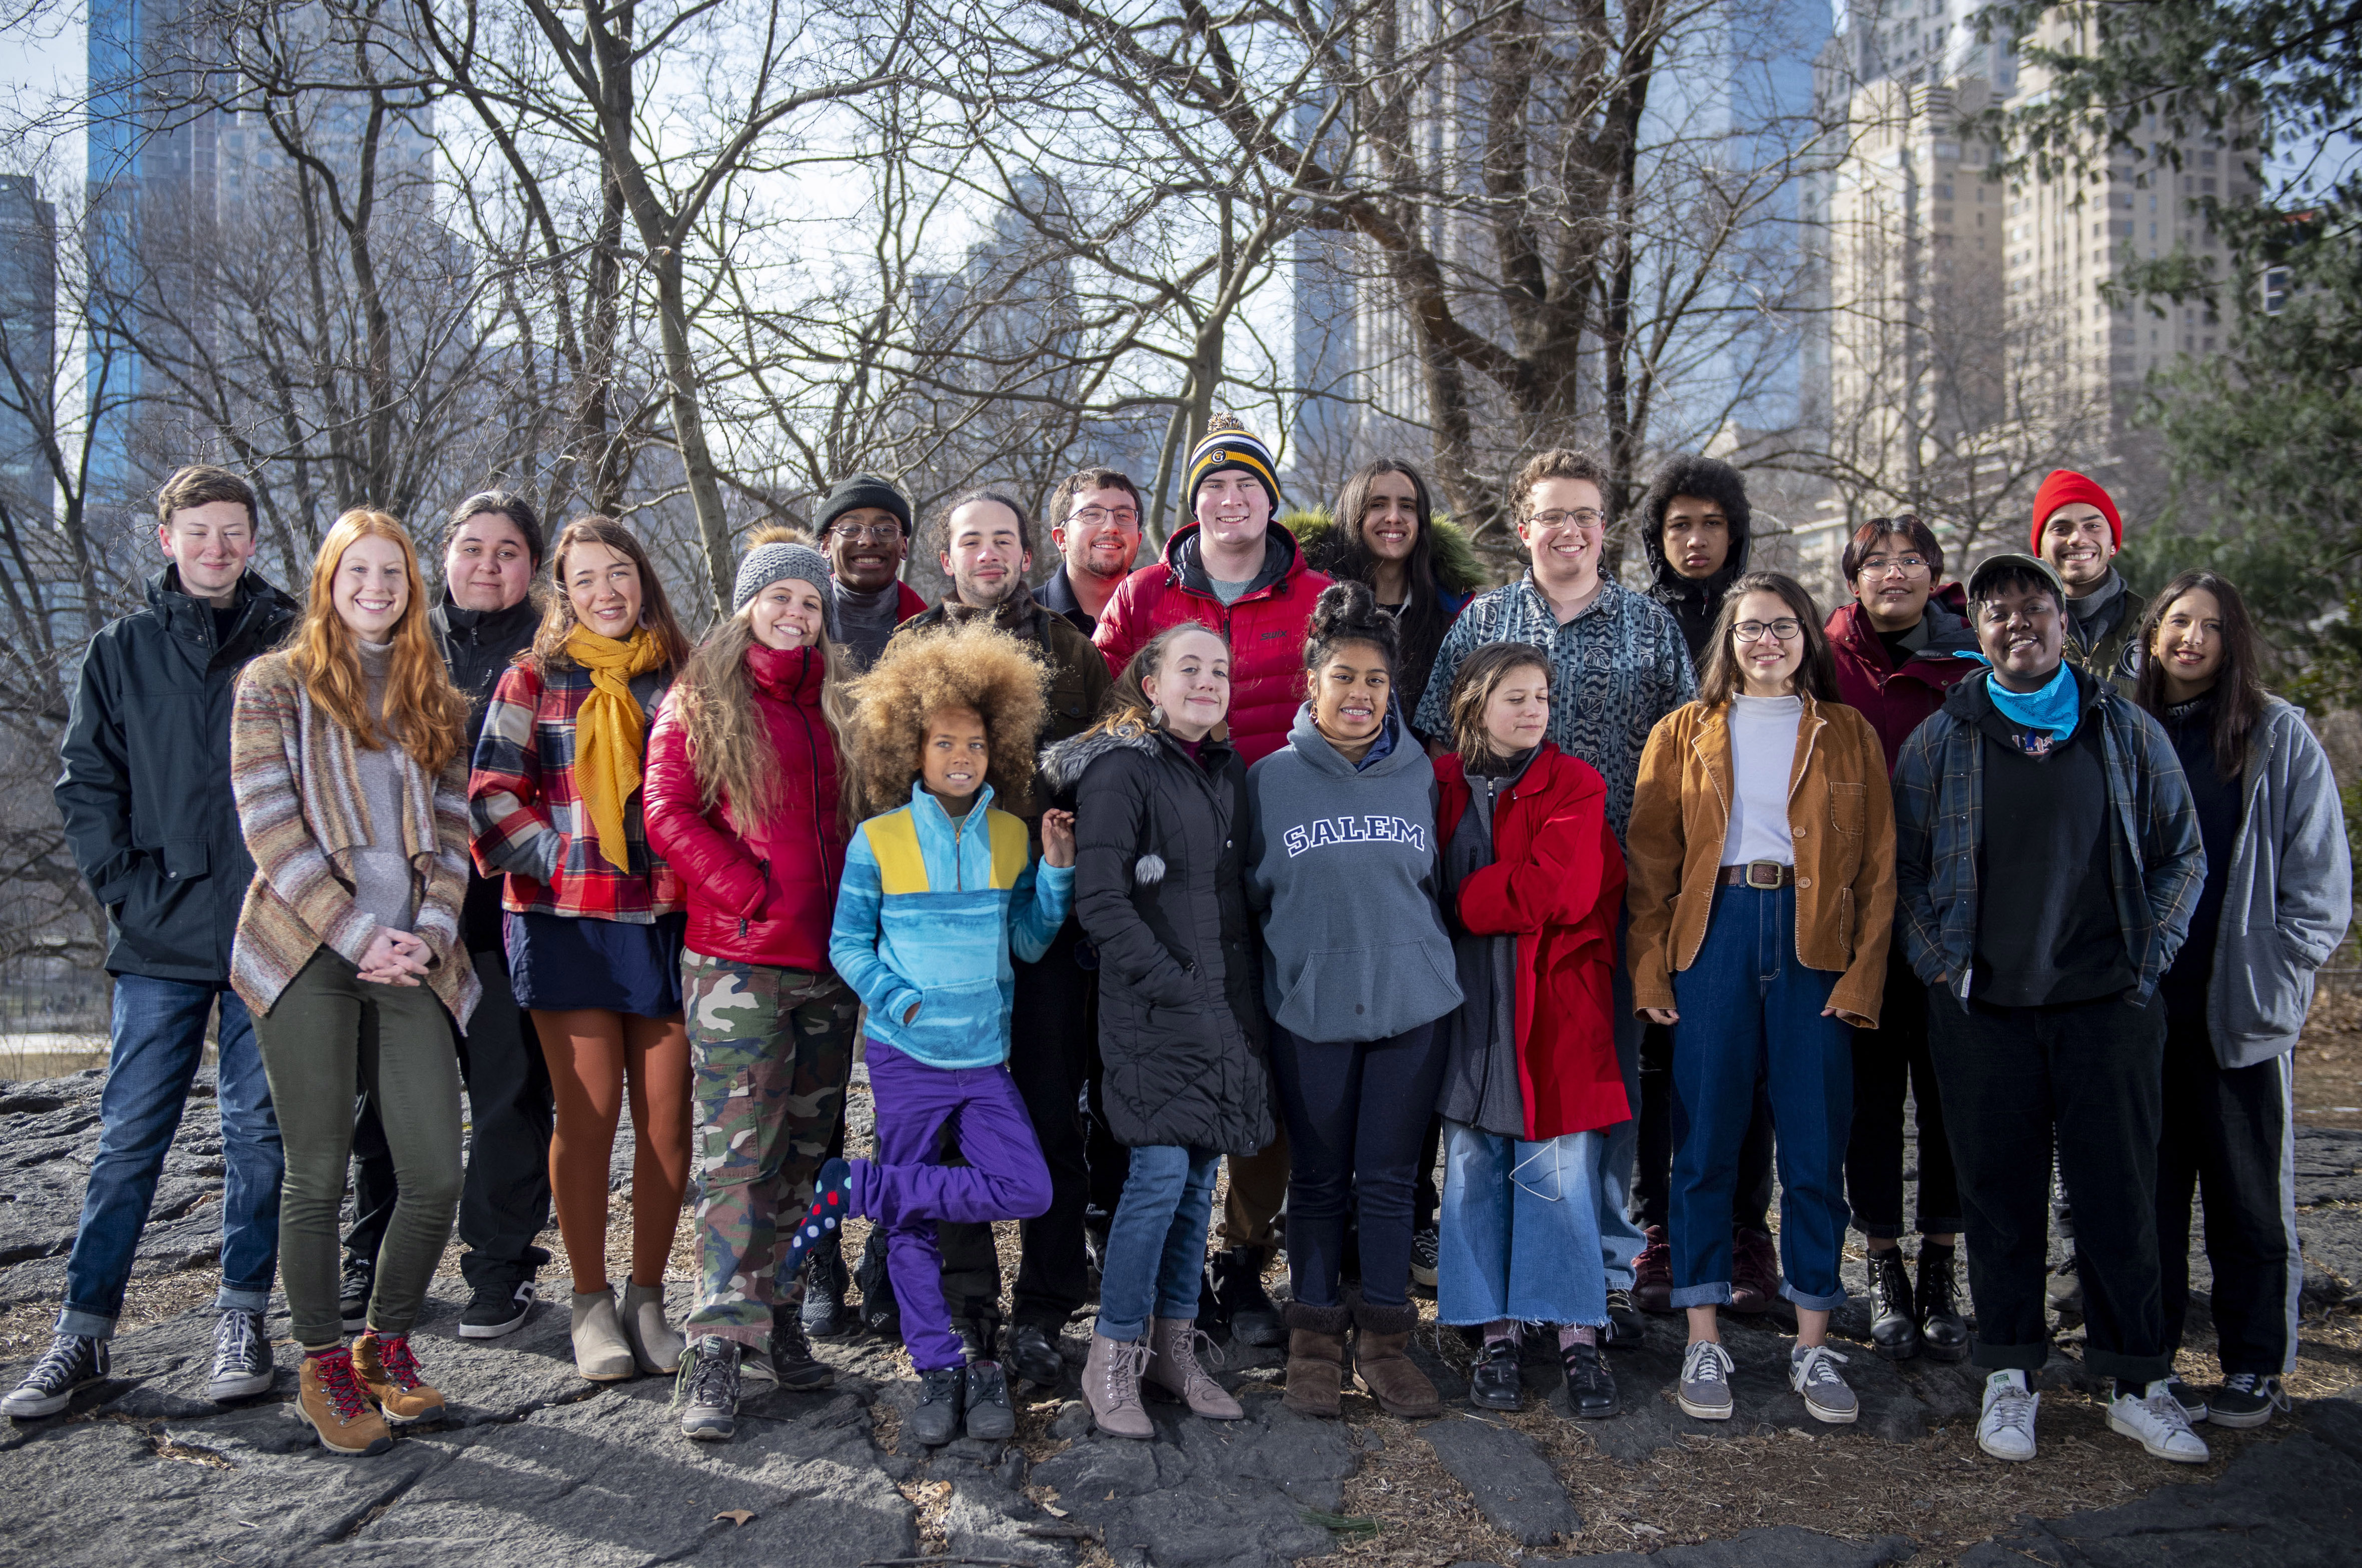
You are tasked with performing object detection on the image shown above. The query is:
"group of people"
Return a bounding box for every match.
[5,425,2343,1482]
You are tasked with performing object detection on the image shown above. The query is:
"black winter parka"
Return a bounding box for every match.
[430,592,542,953]
[56,566,299,982]
[1041,722,1273,1155]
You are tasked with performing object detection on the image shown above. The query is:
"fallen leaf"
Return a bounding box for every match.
[714,1509,756,1526]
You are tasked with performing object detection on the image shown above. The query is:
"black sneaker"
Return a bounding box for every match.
[3,1333,108,1418]
[802,1230,854,1339]
[908,1365,965,1446]
[1468,1338,1521,1411]
[206,1308,275,1402]
[459,1280,538,1340]
[2208,1373,2289,1429]
[1410,1227,1440,1289]
[2164,1377,2211,1424]
[855,1230,901,1341]
[677,1337,739,1441]
[1008,1321,1065,1387]
[1210,1247,1285,1348]
[768,1313,835,1390]
[963,1359,1016,1440]
[1604,1288,1646,1345]
[1560,1339,1619,1419]
[339,1258,374,1334]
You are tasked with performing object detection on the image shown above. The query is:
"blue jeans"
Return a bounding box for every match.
[1668,885,1853,1312]
[1094,1143,1220,1342]
[61,977,282,1337]
[1598,910,1647,1290]
[1437,1122,1611,1328]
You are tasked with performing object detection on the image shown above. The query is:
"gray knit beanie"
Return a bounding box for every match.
[733,539,835,619]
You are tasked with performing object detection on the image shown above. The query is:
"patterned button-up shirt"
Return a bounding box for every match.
[1415,573,1696,841]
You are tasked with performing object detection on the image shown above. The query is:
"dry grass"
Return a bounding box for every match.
[2297,980,2362,1127]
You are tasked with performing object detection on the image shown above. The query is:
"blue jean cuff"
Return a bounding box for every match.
[56,1306,117,1341]
[1780,1280,1848,1311]
[217,1283,273,1314]
[1669,1283,1732,1309]
[1094,1314,1148,1343]
[1155,1296,1204,1323]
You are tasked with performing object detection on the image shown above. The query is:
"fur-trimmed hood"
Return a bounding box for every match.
[1286,509,1487,597]
[1041,718,1234,797]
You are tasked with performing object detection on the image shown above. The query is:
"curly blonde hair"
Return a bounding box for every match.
[846,619,1050,818]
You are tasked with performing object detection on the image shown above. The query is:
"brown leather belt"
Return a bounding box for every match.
[1720,861,1795,889]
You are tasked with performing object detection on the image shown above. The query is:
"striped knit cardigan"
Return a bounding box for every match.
[228,651,480,1026]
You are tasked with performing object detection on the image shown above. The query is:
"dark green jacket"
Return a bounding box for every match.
[2063,576,2147,695]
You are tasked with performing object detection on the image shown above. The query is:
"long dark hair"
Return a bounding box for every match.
[2135,569,2265,780]
[1698,571,1839,705]
[1329,460,1452,643]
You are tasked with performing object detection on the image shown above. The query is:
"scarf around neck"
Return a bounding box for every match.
[564,623,666,869]
[941,578,1039,640]
[1977,658,2082,745]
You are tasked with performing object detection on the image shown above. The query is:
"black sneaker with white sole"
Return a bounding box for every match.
[206,1309,275,1402]
[3,1333,108,1419]
[339,1258,374,1333]
[459,1280,539,1339]
[1410,1227,1440,1289]
[2208,1373,2289,1429]
[2163,1376,2209,1424]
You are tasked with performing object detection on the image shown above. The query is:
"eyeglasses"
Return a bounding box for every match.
[1526,508,1605,532]
[1733,618,1804,643]
[1067,506,1139,529]
[1859,555,1932,578]
[827,522,904,543]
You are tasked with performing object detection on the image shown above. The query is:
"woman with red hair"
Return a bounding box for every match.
[230,509,477,1456]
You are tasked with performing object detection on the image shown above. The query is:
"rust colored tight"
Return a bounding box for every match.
[532,1008,692,1290]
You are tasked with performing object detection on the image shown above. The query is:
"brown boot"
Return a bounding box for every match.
[297,1348,393,1456]
[1144,1317,1243,1419]
[353,1330,447,1425]
[1352,1300,1441,1418]
[1082,1330,1154,1439]
[1283,1301,1352,1417]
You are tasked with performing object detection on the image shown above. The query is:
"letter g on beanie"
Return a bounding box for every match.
[2029,469,2122,554]
[1184,413,1282,512]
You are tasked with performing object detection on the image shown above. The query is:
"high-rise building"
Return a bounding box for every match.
[0,175,59,511]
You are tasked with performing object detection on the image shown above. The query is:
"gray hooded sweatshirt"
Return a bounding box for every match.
[1245,703,1463,1043]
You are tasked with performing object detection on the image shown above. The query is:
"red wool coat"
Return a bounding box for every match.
[644,643,849,972]
[1435,743,1630,1140]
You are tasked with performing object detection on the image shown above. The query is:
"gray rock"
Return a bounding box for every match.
[1048,1398,1093,1439]
[1093,1480,1333,1568]
[1208,1391,1355,1511]
[1033,1431,1164,1498]
[1418,1414,1581,1547]
[1528,1525,1914,1567]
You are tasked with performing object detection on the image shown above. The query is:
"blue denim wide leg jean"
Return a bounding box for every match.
[1095,1143,1221,1342]
[61,977,282,1338]
[1668,884,1853,1313]
[1436,1121,1611,1328]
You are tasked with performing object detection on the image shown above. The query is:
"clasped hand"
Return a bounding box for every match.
[357,928,432,987]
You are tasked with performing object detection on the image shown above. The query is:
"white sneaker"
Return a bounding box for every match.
[1977,1369,2039,1461]
[2108,1379,2211,1463]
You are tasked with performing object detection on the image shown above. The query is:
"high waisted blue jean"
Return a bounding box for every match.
[1436,1122,1611,1328]
[1094,1144,1220,1342]
[1668,884,1854,1312]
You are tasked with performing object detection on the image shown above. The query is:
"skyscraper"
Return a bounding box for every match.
[0,174,58,511]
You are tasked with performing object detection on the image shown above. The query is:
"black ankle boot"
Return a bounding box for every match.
[1915,1245,1970,1362]
[1868,1248,1921,1361]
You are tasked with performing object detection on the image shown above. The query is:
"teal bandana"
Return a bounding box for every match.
[1970,655,2080,751]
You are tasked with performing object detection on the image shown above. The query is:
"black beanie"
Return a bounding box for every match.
[817,474,913,538]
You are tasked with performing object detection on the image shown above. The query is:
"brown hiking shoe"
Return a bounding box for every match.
[354,1331,446,1425]
[1144,1317,1242,1419]
[1283,1301,1352,1417]
[1082,1330,1153,1439]
[1351,1301,1441,1418]
[298,1348,394,1456]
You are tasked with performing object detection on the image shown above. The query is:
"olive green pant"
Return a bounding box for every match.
[253,948,462,1348]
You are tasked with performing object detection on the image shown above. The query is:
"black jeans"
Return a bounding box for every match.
[2157,995,2301,1376]
[345,946,554,1289]
[1637,1021,1775,1234]
[1844,946,1960,1239]
[1927,987,2171,1383]
[1268,1020,1448,1309]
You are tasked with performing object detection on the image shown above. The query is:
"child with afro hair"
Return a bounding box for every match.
[792,620,1076,1445]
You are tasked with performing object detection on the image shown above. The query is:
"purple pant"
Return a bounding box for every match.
[854,1041,1053,1370]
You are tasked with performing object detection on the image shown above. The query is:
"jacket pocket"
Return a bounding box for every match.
[1828,781,1866,838]
[1275,939,1460,1041]
[901,974,1003,1057]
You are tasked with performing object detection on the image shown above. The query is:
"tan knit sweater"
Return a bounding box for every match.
[229,651,479,1025]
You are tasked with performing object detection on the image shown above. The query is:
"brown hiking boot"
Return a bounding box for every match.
[1351,1300,1441,1418]
[298,1348,394,1456]
[1283,1301,1352,1417]
[353,1330,446,1425]
[1144,1317,1242,1419]
[1083,1330,1153,1439]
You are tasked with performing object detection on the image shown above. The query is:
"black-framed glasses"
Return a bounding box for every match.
[1734,618,1804,643]
[827,521,905,543]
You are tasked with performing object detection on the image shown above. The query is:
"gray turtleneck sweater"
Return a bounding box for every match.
[351,640,417,933]
[836,579,904,671]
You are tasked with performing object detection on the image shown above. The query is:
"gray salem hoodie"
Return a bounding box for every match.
[1245,703,1463,1043]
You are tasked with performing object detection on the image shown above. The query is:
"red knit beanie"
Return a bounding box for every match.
[2029,469,2122,554]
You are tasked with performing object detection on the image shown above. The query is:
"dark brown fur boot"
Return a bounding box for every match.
[1282,1301,1353,1417]
[1351,1300,1441,1418]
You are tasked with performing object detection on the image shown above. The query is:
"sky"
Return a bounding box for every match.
[0,8,83,187]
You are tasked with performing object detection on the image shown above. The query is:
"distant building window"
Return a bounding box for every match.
[2263,267,2291,314]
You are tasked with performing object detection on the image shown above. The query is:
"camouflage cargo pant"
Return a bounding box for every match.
[682,950,859,1345]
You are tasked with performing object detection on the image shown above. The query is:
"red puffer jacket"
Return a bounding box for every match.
[644,642,848,972]
[1435,743,1629,1140]
[1824,582,1984,775]
[1093,522,1331,765]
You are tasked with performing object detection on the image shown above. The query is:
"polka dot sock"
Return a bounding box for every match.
[783,1157,852,1280]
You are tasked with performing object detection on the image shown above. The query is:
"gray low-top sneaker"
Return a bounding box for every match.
[677,1337,740,1442]
[1678,1339,1736,1420]
[1790,1342,1858,1424]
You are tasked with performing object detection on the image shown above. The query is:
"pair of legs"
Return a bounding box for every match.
[1845,945,1959,1255]
[853,1041,1054,1371]
[1667,885,1853,1351]
[1637,1021,1774,1236]
[1266,1021,1448,1308]
[681,954,858,1350]
[532,1005,692,1294]
[346,945,554,1293]
[56,976,281,1339]
[253,950,461,1349]
[1597,913,1650,1294]
[1436,1122,1611,1330]
[1095,1144,1221,1340]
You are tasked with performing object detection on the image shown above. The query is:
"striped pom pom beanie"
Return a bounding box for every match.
[1184,412,1282,512]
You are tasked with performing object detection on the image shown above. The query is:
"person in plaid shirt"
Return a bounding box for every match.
[469,514,695,1387]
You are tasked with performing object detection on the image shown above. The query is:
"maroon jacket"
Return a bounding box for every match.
[644,643,848,972]
[1824,582,1984,774]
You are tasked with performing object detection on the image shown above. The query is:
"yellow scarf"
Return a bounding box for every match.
[564,623,666,871]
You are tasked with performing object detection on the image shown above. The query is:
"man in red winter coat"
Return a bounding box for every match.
[1092,412,1329,1346]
